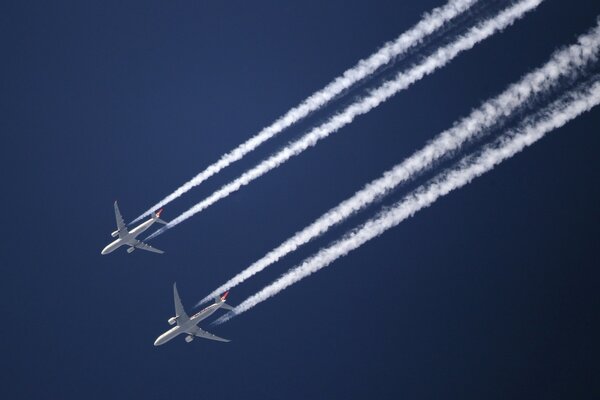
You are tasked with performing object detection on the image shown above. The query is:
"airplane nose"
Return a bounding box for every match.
[101,244,114,255]
[153,338,162,346]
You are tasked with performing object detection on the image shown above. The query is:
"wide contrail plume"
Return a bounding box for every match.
[132,0,479,224]
[147,0,543,240]
[215,78,600,324]
[199,22,600,305]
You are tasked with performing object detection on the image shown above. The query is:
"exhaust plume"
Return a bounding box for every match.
[198,22,600,304]
[132,0,480,224]
[215,78,600,323]
[147,0,542,240]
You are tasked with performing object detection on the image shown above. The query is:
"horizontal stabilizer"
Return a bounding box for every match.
[154,209,168,225]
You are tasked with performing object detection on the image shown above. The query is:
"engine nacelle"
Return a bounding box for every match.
[185,335,194,343]
[127,247,135,254]
[168,317,177,326]
[111,230,119,238]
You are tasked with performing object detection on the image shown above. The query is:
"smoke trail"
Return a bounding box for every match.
[146,0,542,240]
[131,0,479,224]
[215,78,600,324]
[198,22,600,305]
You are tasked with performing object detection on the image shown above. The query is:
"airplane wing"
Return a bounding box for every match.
[173,283,190,324]
[113,201,128,237]
[134,241,164,254]
[190,327,230,343]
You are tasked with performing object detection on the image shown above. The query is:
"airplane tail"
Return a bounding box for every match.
[216,291,234,311]
[153,209,168,225]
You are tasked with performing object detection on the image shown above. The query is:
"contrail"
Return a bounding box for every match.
[131,0,480,224]
[215,78,600,324]
[147,0,542,240]
[199,22,600,305]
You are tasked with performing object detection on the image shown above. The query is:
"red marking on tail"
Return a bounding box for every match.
[155,208,163,217]
[221,291,229,301]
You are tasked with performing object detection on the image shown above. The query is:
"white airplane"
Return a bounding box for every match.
[101,201,167,255]
[154,283,233,346]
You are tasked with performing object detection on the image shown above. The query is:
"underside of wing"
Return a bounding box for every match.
[173,283,190,324]
[114,201,128,237]
[190,327,230,343]
[134,241,164,254]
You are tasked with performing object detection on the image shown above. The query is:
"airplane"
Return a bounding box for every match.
[154,283,233,346]
[101,201,167,255]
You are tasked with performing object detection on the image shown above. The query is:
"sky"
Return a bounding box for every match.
[1,1,599,399]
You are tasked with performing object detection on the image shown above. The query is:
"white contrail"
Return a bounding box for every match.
[215,79,600,324]
[199,22,600,305]
[131,0,480,224]
[147,0,542,240]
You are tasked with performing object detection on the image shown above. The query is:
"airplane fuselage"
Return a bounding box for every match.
[154,302,224,346]
[101,218,156,255]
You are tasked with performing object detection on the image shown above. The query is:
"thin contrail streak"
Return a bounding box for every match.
[199,22,600,305]
[215,79,600,324]
[147,0,542,240]
[131,0,480,224]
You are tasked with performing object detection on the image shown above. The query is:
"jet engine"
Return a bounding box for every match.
[111,230,119,238]
[127,247,135,254]
[185,335,194,343]
[168,317,177,326]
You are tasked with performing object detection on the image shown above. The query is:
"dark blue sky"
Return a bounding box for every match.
[2,1,599,399]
